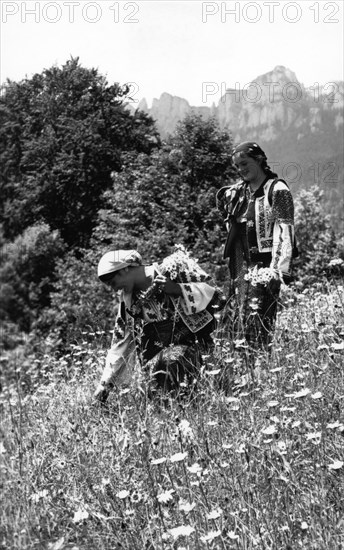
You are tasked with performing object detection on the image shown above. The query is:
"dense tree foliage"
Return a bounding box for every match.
[37,248,116,349]
[92,114,237,274]
[294,186,344,284]
[0,58,159,247]
[92,150,181,259]
[0,223,66,335]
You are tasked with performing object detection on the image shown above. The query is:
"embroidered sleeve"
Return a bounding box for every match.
[178,282,215,315]
[156,245,220,322]
[270,181,294,275]
[99,301,136,388]
[271,181,294,225]
[271,223,294,275]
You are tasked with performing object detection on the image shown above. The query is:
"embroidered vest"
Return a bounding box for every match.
[217,179,276,254]
[254,179,275,253]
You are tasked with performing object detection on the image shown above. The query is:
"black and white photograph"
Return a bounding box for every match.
[1,1,343,548]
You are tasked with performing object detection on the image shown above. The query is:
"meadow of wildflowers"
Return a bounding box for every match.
[0,281,343,550]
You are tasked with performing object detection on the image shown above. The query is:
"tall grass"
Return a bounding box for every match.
[1,282,343,550]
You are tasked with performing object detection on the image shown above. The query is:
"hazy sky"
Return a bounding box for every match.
[1,0,343,106]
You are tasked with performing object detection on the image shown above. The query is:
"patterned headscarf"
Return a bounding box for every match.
[232,141,277,177]
[98,250,143,280]
[232,141,267,160]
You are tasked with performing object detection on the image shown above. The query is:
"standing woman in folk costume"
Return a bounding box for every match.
[94,246,224,403]
[216,141,295,350]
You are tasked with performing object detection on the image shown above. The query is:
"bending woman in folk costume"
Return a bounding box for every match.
[216,141,295,350]
[94,245,224,403]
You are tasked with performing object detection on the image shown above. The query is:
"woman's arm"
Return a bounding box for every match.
[270,180,294,277]
[94,301,136,401]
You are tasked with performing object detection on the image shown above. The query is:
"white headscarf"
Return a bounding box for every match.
[97,250,142,278]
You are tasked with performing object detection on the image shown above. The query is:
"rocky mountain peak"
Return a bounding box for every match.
[137,98,148,112]
[257,65,300,85]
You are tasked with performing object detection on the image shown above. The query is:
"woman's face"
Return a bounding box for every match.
[233,153,263,182]
[105,269,132,293]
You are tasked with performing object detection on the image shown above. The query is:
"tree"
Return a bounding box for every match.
[0,58,159,247]
[166,115,236,257]
[37,248,116,349]
[91,150,183,260]
[92,114,236,278]
[293,186,344,284]
[0,223,66,335]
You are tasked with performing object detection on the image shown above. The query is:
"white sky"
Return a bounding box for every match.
[1,0,343,106]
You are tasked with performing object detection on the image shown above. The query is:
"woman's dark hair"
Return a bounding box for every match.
[99,272,116,284]
[99,268,126,284]
[232,141,278,178]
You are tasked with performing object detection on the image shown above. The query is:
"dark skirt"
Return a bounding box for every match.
[232,278,281,349]
[139,318,206,393]
[228,226,281,349]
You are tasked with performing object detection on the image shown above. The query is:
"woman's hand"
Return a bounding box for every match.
[268,271,281,295]
[154,275,182,297]
[93,382,110,404]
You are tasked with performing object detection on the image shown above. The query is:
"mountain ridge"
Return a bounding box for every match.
[130,66,343,228]
[136,65,343,139]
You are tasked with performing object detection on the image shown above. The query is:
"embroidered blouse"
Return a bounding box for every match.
[99,262,216,388]
[217,178,295,276]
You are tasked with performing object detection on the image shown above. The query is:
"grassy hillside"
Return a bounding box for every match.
[1,282,343,550]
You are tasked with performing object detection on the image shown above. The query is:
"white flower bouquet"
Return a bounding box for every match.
[244,266,276,287]
[130,245,207,314]
[159,244,208,282]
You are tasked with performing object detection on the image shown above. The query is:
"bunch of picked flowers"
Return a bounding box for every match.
[131,244,204,315]
[244,266,278,287]
[159,244,208,282]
